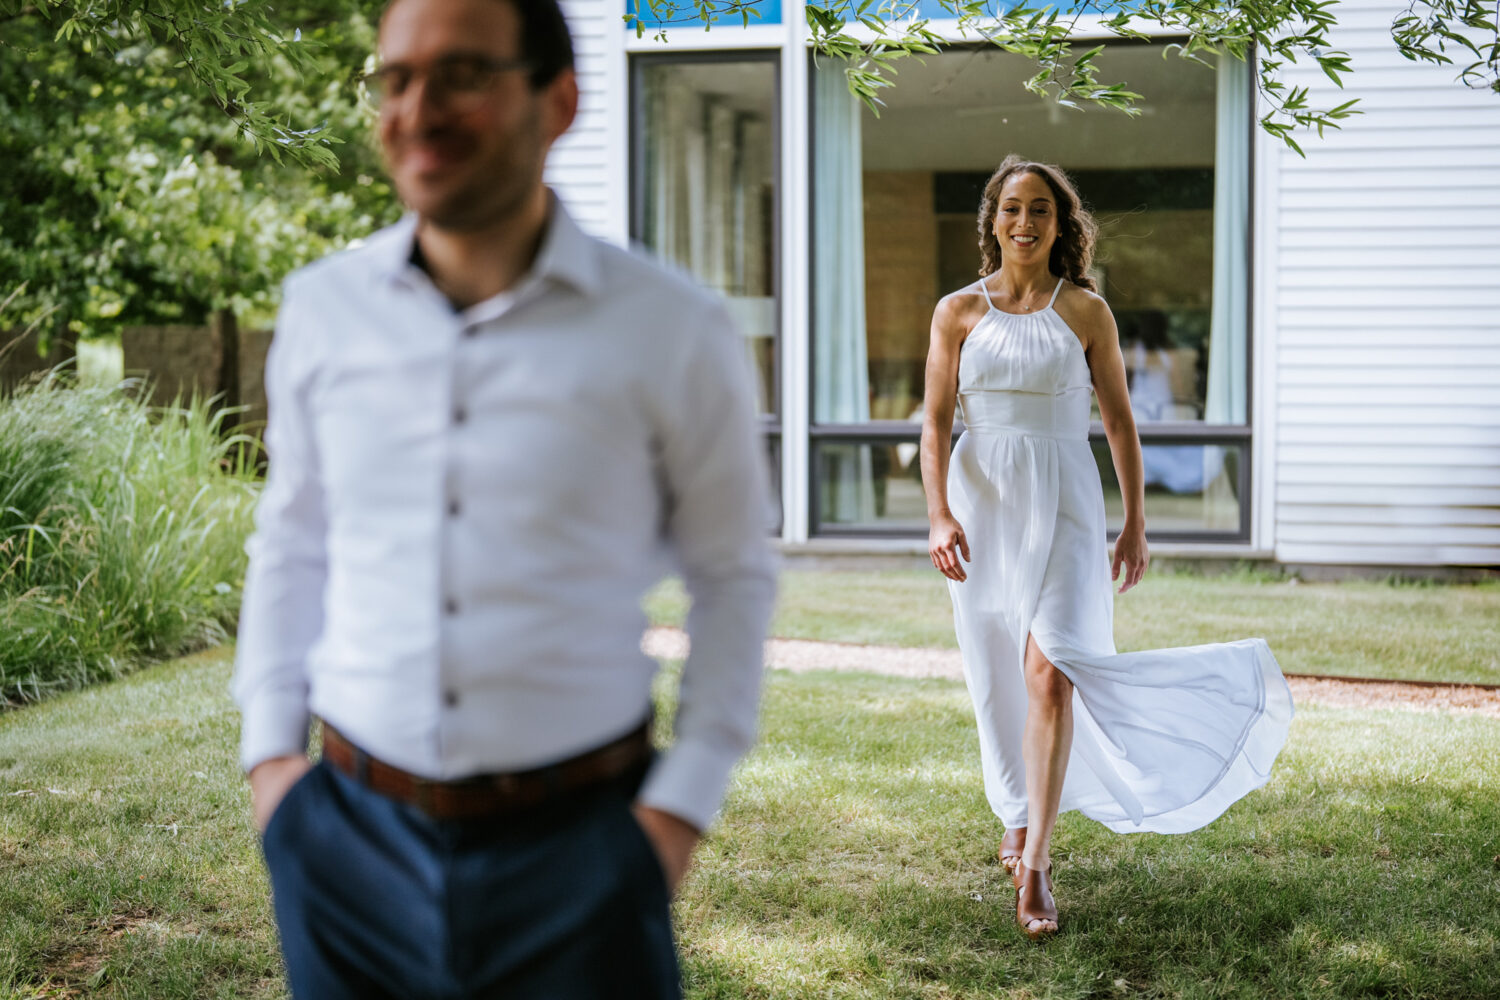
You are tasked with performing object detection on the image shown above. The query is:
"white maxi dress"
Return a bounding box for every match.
[946,278,1293,835]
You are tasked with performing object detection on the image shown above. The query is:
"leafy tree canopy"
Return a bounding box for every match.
[0,0,399,338]
[0,0,1493,338]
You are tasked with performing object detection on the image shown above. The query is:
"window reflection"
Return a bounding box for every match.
[816,440,927,531]
[815,438,1243,536]
[1093,441,1242,534]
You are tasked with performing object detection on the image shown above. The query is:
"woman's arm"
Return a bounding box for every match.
[1076,293,1150,593]
[921,294,973,582]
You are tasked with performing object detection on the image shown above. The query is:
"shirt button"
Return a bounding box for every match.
[453,406,467,425]
[444,597,459,616]
[444,690,460,708]
[462,326,479,339]
[447,498,461,518]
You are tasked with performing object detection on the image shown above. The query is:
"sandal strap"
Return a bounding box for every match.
[1015,862,1057,932]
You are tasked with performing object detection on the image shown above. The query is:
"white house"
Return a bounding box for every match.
[545,0,1500,568]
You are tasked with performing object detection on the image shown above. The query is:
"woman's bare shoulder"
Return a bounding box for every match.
[932,282,990,341]
[1054,281,1116,347]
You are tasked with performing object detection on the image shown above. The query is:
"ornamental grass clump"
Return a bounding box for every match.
[0,373,259,704]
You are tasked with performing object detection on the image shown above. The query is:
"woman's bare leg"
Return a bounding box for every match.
[1021,633,1073,874]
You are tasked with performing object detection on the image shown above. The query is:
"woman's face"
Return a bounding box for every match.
[993,170,1059,267]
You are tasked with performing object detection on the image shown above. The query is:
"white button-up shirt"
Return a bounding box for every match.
[231,198,777,830]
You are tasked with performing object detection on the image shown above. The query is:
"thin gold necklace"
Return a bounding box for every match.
[993,279,1044,312]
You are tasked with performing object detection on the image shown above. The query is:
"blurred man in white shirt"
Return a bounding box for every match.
[231,0,776,995]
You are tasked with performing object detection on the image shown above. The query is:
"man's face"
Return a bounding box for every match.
[375,0,576,231]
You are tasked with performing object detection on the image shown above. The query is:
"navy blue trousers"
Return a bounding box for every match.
[261,761,680,999]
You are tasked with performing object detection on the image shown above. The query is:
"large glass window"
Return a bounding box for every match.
[1094,441,1245,536]
[810,40,1251,539]
[632,53,780,417]
[814,436,928,533]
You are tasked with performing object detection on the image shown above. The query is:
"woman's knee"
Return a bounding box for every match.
[1024,661,1072,709]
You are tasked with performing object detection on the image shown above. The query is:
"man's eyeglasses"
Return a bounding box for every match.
[360,55,534,108]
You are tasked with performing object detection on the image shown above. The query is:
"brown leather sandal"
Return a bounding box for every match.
[998,826,1027,875]
[1014,861,1058,940]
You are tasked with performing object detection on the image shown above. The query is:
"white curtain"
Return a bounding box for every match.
[643,65,774,410]
[812,60,875,523]
[645,67,772,297]
[1202,54,1250,528]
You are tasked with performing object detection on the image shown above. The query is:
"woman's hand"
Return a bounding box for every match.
[929,512,971,582]
[1111,523,1149,594]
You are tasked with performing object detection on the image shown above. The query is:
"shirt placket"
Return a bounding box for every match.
[436,309,484,760]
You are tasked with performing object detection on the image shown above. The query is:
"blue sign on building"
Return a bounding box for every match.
[626,0,785,27]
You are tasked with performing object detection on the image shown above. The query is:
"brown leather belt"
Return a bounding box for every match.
[320,719,652,821]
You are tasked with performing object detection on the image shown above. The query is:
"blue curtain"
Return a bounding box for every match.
[812,60,875,524]
[1206,54,1249,426]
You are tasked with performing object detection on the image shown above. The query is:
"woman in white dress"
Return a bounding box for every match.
[920,156,1292,939]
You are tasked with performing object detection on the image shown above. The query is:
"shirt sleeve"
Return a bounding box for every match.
[230,281,329,772]
[635,299,778,832]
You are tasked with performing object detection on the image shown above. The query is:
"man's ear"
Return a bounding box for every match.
[542,68,579,145]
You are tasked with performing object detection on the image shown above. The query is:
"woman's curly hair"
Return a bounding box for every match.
[977,154,1098,293]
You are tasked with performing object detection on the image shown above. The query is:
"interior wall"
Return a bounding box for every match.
[862,171,937,420]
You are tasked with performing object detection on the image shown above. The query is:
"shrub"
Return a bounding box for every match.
[0,374,259,704]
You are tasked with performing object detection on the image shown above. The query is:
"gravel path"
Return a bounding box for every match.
[642,627,1500,720]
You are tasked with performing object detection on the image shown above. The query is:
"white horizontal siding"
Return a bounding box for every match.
[1278,523,1500,546]
[1279,232,1498,253]
[1280,483,1500,505]
[1278,463,1500,487]
[1280,207,1500,230]
[1280,346,1500,368]
[1280,443,1497,467]
[1279,247,1500,267]
[546,0,626,243]
[1276,542,1500,565]
[1279,385,1498,406]
[1266,4,1500,567]
[1281,189,1500,211]
[1278,147,1500,170]
[1280,503,1500,527]
[1280,166,1500,189]
[1279,369,1500,387]
[1279,424,1500,447]
[1274,326,1498,347]
[1279,405,1499,427]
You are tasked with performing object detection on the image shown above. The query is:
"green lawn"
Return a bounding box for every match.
[3,649,1498,999]
[0,650,279,1000]
[647,569,1500,686]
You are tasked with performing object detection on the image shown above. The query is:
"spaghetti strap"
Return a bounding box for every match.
[1047,276,1065,308]
[978,278,999,312]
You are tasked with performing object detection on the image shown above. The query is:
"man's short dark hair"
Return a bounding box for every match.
[508,0,574,89]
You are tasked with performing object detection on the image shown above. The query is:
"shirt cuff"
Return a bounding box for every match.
[237,682,312,773]
[635,735,745,833]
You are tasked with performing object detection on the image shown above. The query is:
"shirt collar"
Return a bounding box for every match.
[374,192,601,300]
